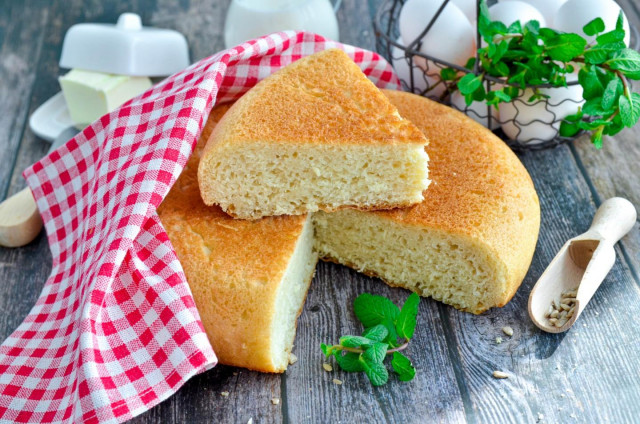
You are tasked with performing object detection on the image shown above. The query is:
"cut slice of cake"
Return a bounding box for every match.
[313,90,540,314]
[159,105,318,373]
[197,49,430,220]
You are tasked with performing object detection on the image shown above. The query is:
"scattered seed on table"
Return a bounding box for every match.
[322,363,333,372]
[271,398,280,405]
[502,326,514,336]
[332,378,342,385]
[492,371,509,379]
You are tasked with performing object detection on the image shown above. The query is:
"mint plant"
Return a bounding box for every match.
[320,293,419,386]
[441,0,640,147]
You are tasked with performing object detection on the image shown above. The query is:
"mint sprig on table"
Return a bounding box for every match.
[441,0,640,148]
[320,293,419,386]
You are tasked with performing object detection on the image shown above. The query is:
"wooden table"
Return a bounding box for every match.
[1,1,639,422]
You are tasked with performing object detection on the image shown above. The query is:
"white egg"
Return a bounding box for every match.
[500,75,584,144]
[451,90,501,129]
[490,1,546,28]
[498,0,568,27]
[555,0,630,46]
[452,0,477,25]
[391,37,446,98]
[399,0,476,68]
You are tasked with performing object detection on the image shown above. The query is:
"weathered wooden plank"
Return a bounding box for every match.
[0,0,52,344]
[443,146,640,423]
[285,261,467,424]
[571,132,640,282]
[0,0,48,198]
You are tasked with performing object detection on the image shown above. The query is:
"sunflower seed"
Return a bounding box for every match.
[322,363,333,372]
[492,371,509,379]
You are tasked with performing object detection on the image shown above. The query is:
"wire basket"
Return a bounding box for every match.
[373,0,639,151]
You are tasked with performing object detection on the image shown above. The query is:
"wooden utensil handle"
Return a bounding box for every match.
[589,197,637,244]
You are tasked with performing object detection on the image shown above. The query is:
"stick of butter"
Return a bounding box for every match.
[59,69,152,128]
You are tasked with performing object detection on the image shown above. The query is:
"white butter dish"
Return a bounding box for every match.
[59,13,190,77]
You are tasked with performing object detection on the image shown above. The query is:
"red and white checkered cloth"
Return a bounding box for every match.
[0,32,399,423]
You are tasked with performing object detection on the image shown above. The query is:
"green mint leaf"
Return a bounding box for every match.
[464,57,477,70]
[353,293,400,328]
[362,342,388,364]
[601,78,623,110]
[508,21,523,34]
[583,97,608,116]
[381,317,399,347]
[538,27,558,42]
[524,20,540,35]
[606,49,640,79]
[616,10,625,31]
[363,324,389,342]
[340,335,373,348]
[335,352,365,372]
[546,34,587,62]
[559,120,581,137]
[362,360,389,386]
[320,343,330,357]
[478,0,492,41]
[395,293,420,340]
[584,41,626,65]
[583,17,605,36]
[619,94,640,128]
[596,30,626,45]
[592,126,604,148]
[603,114,625,136]
[440,68,457,81]
[391,352,416,382]
[458,74,483,95]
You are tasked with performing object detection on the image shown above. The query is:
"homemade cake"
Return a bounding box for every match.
[197,49,430,219]
[313,90,540,314]
[158,105,318,373]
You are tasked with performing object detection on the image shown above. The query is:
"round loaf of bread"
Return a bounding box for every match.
[314,90,541,314]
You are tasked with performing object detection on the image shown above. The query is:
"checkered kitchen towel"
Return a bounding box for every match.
[0,32,400,423]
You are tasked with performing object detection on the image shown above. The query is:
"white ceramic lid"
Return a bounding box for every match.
[59,13,190,76]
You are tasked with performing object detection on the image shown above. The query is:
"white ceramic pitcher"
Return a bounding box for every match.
[224,0,341,48]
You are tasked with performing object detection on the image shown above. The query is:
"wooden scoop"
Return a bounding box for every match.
[529,197,637,333]
[0,127,78,248]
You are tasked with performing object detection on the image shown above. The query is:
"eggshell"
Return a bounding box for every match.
[391,37,446,98]
[500,75,584,144]
[498,0,568,27]
[399,0,476,68]
[555,0,630,46]
[451,90,501,130]
[452,0,477,25]
[489,1,547,27]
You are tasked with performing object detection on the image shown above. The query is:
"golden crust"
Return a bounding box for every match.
[372,90,540,312]
[158,104,310,372]
[203,49,427,151]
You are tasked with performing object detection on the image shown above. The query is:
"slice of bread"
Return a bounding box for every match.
[158,105,318,373]
[313,90,540,314]
[198,49,430,219]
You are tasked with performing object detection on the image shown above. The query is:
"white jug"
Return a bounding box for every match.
[224,0,341,48]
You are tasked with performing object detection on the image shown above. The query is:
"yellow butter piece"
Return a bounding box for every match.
[59,69,151,128]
